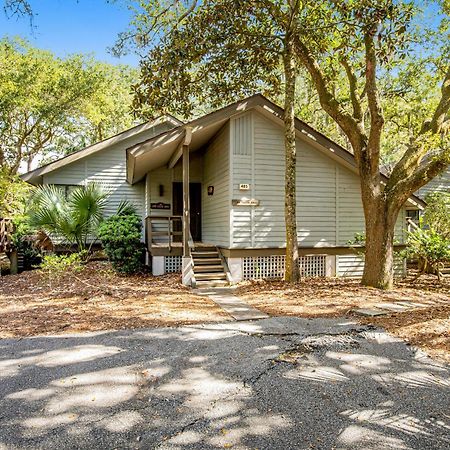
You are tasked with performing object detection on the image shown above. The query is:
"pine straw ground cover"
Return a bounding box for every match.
[236,275,450,362]
[0,262,229,338]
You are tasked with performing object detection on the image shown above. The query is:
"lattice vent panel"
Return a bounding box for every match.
[242,255,326,280]
[165,256,182,273]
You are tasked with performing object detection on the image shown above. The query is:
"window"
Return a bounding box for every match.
[54,184,79,199]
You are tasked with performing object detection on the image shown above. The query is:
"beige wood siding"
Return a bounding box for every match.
[337,254,405,277]
[42,123,173,218]
[230,111,407,252]
[202,123,230,246]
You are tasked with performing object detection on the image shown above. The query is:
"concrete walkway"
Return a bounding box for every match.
[194,287,269,321]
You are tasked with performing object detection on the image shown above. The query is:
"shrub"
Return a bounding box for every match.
[403,227,450,281]
[40,251,85,284]
[97,205,144,274]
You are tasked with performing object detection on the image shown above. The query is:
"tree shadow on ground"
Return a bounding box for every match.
[0,317,448,449]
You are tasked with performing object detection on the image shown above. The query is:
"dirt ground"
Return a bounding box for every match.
[0,261,229,337]
[1,263,448,362]
[236,275,450,362]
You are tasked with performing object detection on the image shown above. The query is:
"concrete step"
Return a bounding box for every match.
[195,279,229,288]
[194,265,224,273]
[195,272,227,281]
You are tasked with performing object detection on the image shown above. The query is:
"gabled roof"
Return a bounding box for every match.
[21,114,183,185]
[127,93,426,209]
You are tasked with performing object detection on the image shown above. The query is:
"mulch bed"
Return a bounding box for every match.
[236,275,450,362]
[0,262,230,338]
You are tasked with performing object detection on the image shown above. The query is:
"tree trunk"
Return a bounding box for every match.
[361,201,399,289]
[283,39,300,282]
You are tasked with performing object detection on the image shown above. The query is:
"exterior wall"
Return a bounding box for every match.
[416,166,450,200]
[230,110,407,249]
[202,123,230,247]
[336,254,406,278]
[43,122,174,219]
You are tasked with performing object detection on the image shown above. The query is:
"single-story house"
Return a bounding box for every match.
[23,94,425,287]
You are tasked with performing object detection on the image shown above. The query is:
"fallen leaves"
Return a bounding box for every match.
[0,261,229,338]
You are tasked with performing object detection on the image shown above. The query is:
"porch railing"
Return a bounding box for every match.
[0,218,14,253]
[145,216,182,253]
[406,217,419,232]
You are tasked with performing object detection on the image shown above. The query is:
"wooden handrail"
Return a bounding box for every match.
[145,215,182,253]
[406,217,419,232]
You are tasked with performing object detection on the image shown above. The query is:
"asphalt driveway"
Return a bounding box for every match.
[0,317,448,449]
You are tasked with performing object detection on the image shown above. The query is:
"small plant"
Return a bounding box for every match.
[40,251,85,285]
[28,183,109,252]
[97,202,144,274]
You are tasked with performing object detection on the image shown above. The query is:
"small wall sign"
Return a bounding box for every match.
[151,202,171,210]
[207,185,214,196]
[239,183,250,190]
[232,199,260,206]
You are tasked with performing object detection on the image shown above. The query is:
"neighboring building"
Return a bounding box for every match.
[23,94,425,286]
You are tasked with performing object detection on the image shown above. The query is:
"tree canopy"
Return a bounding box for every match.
[0,38,138,175]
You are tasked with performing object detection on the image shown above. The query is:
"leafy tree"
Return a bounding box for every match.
[0,38,137,174]
[128,0,308,281]
[0,170,31,216]
[28,184,109,252]
[128,0,449,289]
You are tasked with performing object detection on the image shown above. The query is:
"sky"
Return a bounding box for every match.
[0,0,139,66]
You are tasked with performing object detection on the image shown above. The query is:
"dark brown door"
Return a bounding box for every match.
[172,182,202,241]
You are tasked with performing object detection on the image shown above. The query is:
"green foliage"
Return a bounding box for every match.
[0,170,31,216]
[0,37,137,174]
[28,184,109,251]
[403,226,450,279]
[423,192,450,238]
[40,251,85,284]
[97,206,144,274]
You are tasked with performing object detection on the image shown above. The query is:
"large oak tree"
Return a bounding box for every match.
[129,0,449,289]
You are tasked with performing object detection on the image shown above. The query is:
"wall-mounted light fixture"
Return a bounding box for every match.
[159,184,164,197]
[207,185,214,196]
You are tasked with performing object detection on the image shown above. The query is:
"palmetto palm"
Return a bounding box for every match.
[28,183,109,251]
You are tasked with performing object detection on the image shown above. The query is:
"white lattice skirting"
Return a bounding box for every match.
[164,256,183,273]
[242,255,327,280]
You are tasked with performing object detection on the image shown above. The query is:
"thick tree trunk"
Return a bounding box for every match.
[361,201,399,289]
[283,39,300,282]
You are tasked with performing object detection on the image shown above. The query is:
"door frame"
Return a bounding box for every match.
[172,182,202,241]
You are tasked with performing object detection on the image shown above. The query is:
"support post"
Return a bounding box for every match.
[182,144,190,257]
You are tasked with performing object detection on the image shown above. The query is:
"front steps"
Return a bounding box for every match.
[191,246,229,288]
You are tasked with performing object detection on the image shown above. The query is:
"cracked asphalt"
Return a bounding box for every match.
[0,317,449,450]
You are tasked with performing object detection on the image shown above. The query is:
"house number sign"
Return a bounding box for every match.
[232,199,260,206]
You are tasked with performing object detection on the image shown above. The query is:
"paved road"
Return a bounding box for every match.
[0,317,448,450]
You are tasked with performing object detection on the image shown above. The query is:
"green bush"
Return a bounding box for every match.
[403,226,450,280]
[97,205,144,274]
[40,252,85,284]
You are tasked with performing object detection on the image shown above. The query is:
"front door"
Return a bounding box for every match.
[173,182,202,241]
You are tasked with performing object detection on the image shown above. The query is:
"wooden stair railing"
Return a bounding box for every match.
[145,215,182,253]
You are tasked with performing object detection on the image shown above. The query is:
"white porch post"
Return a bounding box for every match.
[182,143,190,257]
[181,131,194,286]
